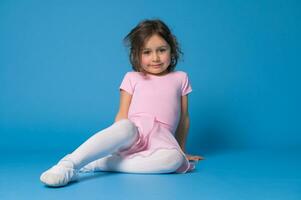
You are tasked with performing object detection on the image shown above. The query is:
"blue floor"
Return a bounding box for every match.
[0,148,300,200]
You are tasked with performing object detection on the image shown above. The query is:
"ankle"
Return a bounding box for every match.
[57,154,77,169]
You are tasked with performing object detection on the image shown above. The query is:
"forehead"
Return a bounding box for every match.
[143,34,169,48]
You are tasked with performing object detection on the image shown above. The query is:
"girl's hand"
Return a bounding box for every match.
[185,154,205,162]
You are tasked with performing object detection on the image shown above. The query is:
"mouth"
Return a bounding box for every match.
[150,64,163,68]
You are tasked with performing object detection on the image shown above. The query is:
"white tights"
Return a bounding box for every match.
[65,119,184,173]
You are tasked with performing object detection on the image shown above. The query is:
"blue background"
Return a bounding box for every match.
[1,0,300,153]
[1,0,300,199]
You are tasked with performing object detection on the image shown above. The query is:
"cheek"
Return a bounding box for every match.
[162,53,171,63]
[141,56,150,66]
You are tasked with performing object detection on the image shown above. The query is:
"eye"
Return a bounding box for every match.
[159,48,166,52]
[142,51,151,55]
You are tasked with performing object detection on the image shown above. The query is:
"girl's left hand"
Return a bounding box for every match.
[186,154,205,162]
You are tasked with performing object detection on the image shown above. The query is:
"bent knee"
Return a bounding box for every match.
[116,119,135,129]
[116,119,138,140]
[157,149,184,172]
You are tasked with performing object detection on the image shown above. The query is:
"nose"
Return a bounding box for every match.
[152,52,160,62]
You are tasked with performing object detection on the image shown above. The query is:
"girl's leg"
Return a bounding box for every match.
[40,119,138,187]
[80,149,184,174]
[66,119,138,169]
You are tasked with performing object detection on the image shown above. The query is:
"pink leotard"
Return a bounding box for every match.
[117,71,193,173]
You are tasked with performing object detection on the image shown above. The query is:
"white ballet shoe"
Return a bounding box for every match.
[40,160,78,187]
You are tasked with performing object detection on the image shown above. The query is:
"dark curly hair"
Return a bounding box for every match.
[123,19,183,73]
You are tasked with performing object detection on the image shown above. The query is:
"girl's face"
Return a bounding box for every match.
[140,34,171,75]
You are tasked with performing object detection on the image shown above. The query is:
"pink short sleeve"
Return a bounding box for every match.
[119,72,134,95]
[181,73,192,96]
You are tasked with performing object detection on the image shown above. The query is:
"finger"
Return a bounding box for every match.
[191,156,204,161]
[188,157,200,161]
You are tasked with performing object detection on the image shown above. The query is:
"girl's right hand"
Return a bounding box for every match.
[186,154,205,162]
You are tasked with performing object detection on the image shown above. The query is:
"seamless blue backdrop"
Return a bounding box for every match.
[0,0,300,154]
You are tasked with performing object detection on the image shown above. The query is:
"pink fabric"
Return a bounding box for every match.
[118,71,193,173]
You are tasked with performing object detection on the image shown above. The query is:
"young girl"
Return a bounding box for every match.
[40,19,203,187]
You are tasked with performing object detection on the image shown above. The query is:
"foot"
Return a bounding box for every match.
[79,159,101,173]
[40,160,78,187]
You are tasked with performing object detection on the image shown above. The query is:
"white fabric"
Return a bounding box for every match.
[40,158,78,187]
[68,119,139,169]
[80,148,184,173]
[40,119,185,186]
[66,119,184,173]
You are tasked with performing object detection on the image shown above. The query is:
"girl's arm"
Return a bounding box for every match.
[175,95,204,161]
[115,90,132,122]
[175,95,190,152]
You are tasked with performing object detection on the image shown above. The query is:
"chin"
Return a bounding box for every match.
[142,66,168,75]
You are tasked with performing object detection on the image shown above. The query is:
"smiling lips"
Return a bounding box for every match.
[150,64,162,68]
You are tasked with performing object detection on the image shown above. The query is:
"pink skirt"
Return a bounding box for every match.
[116,113,194,173]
